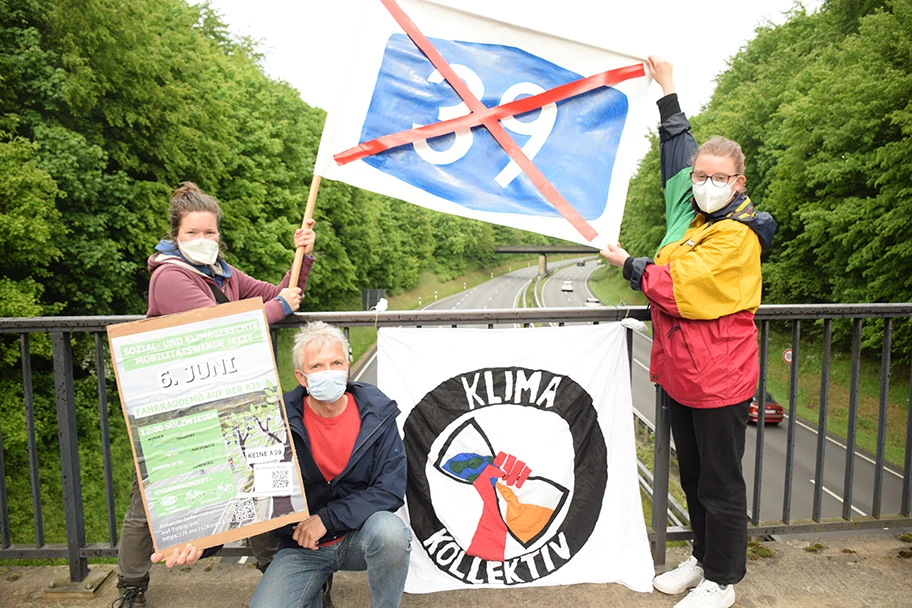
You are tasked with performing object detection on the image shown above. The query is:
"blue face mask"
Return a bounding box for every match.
[305,370,348,403]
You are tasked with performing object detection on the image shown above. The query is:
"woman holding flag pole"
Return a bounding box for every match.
[113,181,317,608]
[601,56,775,608]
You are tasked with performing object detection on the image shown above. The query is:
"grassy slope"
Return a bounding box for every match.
[587,262,647,308]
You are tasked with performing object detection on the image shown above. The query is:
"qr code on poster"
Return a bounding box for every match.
[254,462,293,495]
[271,469,290,490]
[232,498,256,524]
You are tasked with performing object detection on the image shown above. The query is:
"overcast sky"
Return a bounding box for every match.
[206,0,821,117]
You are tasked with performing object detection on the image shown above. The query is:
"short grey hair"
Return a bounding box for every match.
[292,322,350,371]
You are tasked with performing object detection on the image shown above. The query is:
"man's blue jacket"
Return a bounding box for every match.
[274,382,407,549]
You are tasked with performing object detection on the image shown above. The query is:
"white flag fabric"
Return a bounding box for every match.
[377,324,654,593]
[315,0,652,247]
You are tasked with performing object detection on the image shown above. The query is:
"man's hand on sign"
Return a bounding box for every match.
[599,243,630,268]
[151,543,204,568]
[294,218,316,255]
[646,55,675,97]
[292,515,327,550]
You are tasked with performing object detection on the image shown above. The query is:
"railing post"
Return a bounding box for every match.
[843,318,863,521]
[752,320,769,525]
[812,318,832,522]
[52,332,89,582]
[902,352,912,517]
[652,386,671,569]
[94,333,118,546]
[0,409,9,549]
[271,328,280,363]
[872,318,891,518]
[782,320,800,524]
[626,327,634,384]
[22,334,45,547]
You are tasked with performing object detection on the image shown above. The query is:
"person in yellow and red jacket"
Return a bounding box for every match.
[601,57,775,608]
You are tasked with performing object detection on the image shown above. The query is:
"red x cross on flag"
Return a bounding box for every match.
[315,0,653,247]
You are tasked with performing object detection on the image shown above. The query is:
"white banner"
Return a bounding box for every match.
[378,324,653,593]
[315,0,652,247]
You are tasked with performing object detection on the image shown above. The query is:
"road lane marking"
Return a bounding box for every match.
[810,479,867,516]
[353,351,377,382]
[584,264,599,300]
[512,273,535,327]
[788,418,901,480]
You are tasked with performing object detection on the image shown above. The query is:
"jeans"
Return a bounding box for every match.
[249,511,412,608]
[667,394,750,586]
[117,472,279,588]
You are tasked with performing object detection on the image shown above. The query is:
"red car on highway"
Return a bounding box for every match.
[748,388,784,425]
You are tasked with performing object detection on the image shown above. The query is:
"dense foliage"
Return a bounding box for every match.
[620,0,911,353]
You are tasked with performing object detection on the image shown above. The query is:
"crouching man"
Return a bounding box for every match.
[155,321,411,607]
[251,321,411,607]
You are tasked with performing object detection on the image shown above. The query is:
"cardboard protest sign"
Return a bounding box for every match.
[107,299,308,552]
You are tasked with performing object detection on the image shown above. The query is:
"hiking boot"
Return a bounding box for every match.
[653,555,704,595]
[323,573,335,608]
[112,586,146,608]
[673,578,736,608]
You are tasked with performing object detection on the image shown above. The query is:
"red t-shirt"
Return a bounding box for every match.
[303,393,360,482]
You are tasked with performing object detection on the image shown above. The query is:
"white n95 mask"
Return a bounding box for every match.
[692,181,735,214]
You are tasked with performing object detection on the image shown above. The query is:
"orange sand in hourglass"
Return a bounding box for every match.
[495,483,555,543]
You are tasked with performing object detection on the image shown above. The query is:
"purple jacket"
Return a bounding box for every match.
[146,252,314,324]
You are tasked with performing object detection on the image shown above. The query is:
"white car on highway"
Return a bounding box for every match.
[561,280,574,292]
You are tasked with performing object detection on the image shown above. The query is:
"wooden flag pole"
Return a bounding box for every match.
[290,175,321,287]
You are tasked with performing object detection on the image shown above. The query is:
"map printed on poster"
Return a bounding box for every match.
[107,299,308,552]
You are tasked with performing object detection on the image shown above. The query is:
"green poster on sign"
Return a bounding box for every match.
[138,410,237,518]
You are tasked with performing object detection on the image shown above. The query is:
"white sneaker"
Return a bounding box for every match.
[653,555,704,595]
[672,578,736,608]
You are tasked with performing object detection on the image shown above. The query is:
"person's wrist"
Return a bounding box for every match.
[623,256,634,280]
[276,295,293,316]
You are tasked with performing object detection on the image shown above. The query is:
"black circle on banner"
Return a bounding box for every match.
[403,366,608,584]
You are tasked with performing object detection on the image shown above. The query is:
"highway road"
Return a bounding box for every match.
[354,258,908,529]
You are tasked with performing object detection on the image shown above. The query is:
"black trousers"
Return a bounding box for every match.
[667,394,750,586]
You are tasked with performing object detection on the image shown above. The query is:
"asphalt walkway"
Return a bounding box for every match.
[2,534,910,607]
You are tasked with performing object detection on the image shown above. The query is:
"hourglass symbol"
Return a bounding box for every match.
[436,419,568,561]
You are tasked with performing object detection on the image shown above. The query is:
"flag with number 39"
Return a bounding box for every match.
[315,0,653,247]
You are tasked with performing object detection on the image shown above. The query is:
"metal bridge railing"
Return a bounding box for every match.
[1,303,911,582]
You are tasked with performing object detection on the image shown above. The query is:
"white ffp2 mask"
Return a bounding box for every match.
[692,181,736,214]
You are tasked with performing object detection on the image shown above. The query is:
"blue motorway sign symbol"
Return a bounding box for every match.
[359,34,629,220]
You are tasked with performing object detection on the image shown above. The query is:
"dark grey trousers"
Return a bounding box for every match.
[667,394,750,586]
